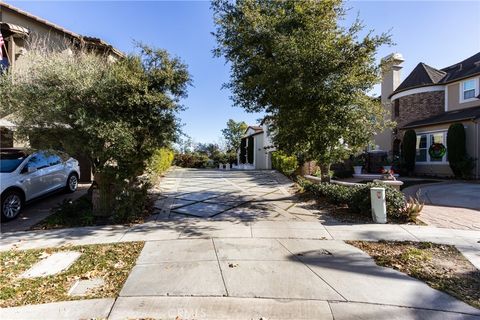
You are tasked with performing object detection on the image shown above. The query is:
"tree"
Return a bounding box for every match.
[212,0,392,181]
[447,123,473,178]
[221,119,248,152]
[0,43,190,215]
[402,129,416,175]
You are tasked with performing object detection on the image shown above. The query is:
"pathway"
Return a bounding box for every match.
[1,169,479,319]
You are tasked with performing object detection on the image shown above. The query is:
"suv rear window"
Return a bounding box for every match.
[0,150,28,173]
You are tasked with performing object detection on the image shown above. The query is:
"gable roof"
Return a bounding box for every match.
[401,106,480,129]
[391,52,480,97]
[243,125,263,137]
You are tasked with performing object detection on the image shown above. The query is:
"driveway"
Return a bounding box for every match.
[403,182,480,230]
[1,169,479,319]
[0,184,90,233]
[414,182,480,210]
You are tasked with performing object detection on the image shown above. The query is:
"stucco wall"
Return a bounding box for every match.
[446,80,480,111]
[2,9,73,50]
[254,134,266,169]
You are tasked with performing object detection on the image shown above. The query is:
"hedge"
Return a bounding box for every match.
[147,148,174,180]
[271,151,298,176]
[299,179,408,221]
[402,129,416,174]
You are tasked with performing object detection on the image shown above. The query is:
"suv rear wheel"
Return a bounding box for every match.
[1,190,23,221]
[66,173,79,193]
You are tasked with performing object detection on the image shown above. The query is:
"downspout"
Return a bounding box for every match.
[476,120,479,179]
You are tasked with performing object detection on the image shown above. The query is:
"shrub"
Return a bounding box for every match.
[174,153,210,168]
[298,179,407,221]
[272,151,298,176]
[402,129,416,174]
[447,123,474,178]
[147,148,174,181]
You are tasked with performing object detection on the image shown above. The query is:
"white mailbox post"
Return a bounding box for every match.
[370,187,387,224]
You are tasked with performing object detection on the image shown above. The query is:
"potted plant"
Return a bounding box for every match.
[382,157,393,172]
[352,156,365,175]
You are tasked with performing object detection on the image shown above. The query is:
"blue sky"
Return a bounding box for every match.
[7,1,480,144]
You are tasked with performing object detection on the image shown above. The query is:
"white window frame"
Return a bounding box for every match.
[415,130,449,165]
[459,78,478,103]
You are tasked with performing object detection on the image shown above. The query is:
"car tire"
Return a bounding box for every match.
[65,173,79,193]
[1,190,23,221]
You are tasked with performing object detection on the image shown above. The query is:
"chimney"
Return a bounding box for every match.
[381,53,404,105]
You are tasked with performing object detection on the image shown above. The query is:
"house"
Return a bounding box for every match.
[0,2,123,181]
[377,52,480,178]
[237,123,276,170]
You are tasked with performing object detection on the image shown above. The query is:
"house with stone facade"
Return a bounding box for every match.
[376,52,480,179]
[0,2,123,181]
[237,123,276,170]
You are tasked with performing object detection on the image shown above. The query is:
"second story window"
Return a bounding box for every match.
[461,79,477,101]
[394,100,400,117]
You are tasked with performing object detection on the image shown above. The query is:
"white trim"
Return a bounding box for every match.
[390,85,445,101]
[444,86,448,112]
[459,78,479,103]
[415,131,449,164]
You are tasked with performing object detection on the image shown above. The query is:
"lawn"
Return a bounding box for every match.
[0,242,144,307]
[349,240,480,309]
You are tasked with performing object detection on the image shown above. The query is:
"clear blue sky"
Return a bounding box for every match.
[7,1,480,144]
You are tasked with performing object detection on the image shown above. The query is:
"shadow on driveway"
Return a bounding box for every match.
[1,184,90,233]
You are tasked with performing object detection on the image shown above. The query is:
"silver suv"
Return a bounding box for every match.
[0,149,80,221]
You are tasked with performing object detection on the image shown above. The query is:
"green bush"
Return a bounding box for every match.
[402,129,416,174]
[174,153,210,168]
[298,179,407,221]
[272,151,298,176]
[147,148,174,180]
[447,123,474,178]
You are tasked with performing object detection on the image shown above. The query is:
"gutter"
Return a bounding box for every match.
[401,116,478,130]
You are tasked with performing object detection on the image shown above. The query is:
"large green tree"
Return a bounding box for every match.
[212,0,392,181]
[0,44,190,214]
[221,119,248,152]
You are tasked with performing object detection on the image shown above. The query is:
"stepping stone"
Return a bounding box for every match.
[176,192,221,202]
[68,278,105,296]
[173,202,232,217]
[21,251,81,278]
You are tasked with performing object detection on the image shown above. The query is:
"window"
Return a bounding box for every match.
[394,100,400,117]
[416,134,427,162]
[46,154,62,166]
[25,153,49,170]
[461,79,477,102]
[415,131,448,163]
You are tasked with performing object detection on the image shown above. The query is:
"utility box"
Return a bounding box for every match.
[370,187,387,224]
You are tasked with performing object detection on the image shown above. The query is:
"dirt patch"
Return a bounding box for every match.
[349,240,480,309]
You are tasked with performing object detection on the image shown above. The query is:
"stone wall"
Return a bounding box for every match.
[393,91,445,129]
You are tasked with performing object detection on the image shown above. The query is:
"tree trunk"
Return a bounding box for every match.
[91,172,114,217]
[319,163,331,183]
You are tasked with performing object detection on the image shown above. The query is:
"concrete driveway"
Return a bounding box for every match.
[0,184,89,233]
[415,182,480,210]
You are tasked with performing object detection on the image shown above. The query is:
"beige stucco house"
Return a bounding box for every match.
[376,52,480,179]
[237,123,276,170]
[0,2,123,180]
